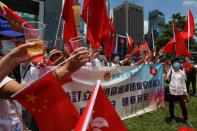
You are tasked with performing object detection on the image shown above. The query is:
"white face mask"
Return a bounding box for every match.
[114,56,120,62]
[1,40,16,54]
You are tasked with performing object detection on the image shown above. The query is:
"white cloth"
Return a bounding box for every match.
[20,63,40,84]
[167,68,187,95]
[110,61,123,67]
[92,58,102,68]
[0,77,23,131]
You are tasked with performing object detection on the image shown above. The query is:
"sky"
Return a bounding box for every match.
[78,0,197,34]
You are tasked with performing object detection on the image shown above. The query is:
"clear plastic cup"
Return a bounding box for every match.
[69,35,86,51]
[22,21,45,57]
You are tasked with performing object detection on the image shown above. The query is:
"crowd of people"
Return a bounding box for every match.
[0,15,196,130]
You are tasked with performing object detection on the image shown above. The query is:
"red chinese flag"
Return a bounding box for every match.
[74,80,128,131]
[139,41,150,52]
[14,73,80,131]
[178,127,197,131]
[82,0,108,49]
[126,32,134,53]
[0,2,27,33]
[104,18,115,60]
[62,0,77,42]
[174,24,192,58]
[140,41,152,61]
[182,9,195,39]
[163,10,194,55]
[162,39,175,54]
[150,66,157,76]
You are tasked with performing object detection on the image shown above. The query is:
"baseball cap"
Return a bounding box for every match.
[0,15,23,37]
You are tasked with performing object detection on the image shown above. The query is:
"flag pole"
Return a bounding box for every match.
[173,23,176,52]
[187,9,190,52]
[115,34,118,52]
[82,80,101,131]
[54,9,63,48]
[126,0,129,49]
[151,28,155,56]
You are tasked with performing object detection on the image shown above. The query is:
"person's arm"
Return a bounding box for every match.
[0,47,89,99]
[0,42,42,81]
[135,57,145,65]
[0,80,26,99]
[127,48,137,58]
[120,57,128,66]
[55,47,89,82]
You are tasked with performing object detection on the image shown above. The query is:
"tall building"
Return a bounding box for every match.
[148,9,165,36]
[2,0,81,49]
[113,1,144,54]
[114,1,144,42]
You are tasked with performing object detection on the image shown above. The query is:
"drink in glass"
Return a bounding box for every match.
[22,21,45,56]
[69,35,86,51]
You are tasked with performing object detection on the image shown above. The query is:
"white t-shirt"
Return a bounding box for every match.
[20,63,40,84]
[167,68,187,95]
[92,58,102,68]
[0,77,23,131]
[111,61,123,67]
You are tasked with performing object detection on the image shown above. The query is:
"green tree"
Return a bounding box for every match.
[155,13,186,50]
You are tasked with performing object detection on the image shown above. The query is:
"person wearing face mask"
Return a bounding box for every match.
[164,57,192,127]
[109,52,122,67]
[0,15,24,83]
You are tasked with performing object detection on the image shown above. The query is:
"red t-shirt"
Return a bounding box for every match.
[184,62,193,74]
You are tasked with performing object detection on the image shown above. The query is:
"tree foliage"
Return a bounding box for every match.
[155,13,186,50]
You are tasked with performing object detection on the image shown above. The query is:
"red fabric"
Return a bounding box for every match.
[139,41,152,62]
[0,2,31,33]
[182,10,195,39]
[74,84,127,131]
[184,62,193,73]
[62,0,77,42]
[82,0,108,49]
[162,24,192,59]
[150,67,157,76]
[174,24,192,59]
[134,50,140,57]
[163,10,194,54]
[178,127,197,131]
[32,56,44,63]
[139,41,151,52]
[46,60,54,66]
[104,18,114,59]
[14,73,80,131]
[126,32,134,53]
[162,39,175,54]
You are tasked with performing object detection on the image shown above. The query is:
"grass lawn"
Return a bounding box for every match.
[124,92,197,131]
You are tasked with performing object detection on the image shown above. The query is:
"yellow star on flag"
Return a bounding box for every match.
[26,93,38,103]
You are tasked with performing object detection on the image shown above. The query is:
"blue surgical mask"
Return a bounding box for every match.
[173,63,180,69]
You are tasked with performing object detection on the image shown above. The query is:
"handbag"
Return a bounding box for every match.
[166,69,172,84]
[165,69,172,101]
